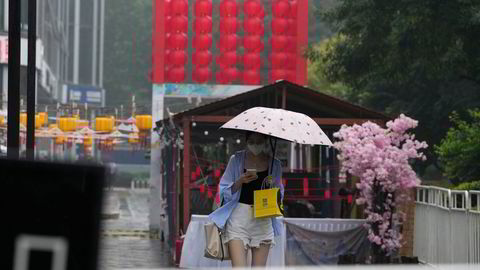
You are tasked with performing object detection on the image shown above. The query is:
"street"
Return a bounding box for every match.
[98,189,172,269]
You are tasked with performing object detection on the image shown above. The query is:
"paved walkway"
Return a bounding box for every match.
[99,189,172,269]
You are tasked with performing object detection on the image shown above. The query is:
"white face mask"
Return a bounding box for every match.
[247,143,264,156]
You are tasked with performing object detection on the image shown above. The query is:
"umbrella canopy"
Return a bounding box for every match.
[220,107,332,146]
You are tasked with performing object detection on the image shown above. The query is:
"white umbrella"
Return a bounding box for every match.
[220,107,332,146]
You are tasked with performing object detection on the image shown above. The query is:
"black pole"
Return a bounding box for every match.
[7,0,21,159]
[26,0,37,160]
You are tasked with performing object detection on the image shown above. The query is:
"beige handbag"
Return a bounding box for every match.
[204,223,230,261]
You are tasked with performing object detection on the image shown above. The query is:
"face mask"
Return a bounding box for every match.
[247,143,264,156]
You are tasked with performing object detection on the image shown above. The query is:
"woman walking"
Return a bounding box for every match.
[209,131,284,267]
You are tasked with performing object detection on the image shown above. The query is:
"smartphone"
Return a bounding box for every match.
[246,168,258,178]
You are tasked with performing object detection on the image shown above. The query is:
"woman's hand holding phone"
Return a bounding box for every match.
[240,169,258,184]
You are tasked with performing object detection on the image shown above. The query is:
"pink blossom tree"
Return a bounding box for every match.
[333,114,428,263]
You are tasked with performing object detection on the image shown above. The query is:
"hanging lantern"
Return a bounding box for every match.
[271,18,288,34]
[219,0,237,17]
[272,0,290,17]
[243,70,261,85]
[243,35,263,52]
[192,51,212,66]
[55,135,65,145]
[84,136,93,147]
[215,72,229,84]
[287,19,297,35]
[243,53,262,69]
[171,0,188,15]
[286,53,297,69]
[136,115,153,131]
[34,115,41,129]
[20,112,27,127]
[219,18,238,34]
[166,33,188,50]
[207,189,213,198]
[193,67,212,83]
[219,51,238,67]
[217,34,238,52]
[200,184,205,193]
[289,0,298,18]
[244,0,262,17]
[167,50,187,66]
[59,117,76,132]
[194,17,213,33]
[214,169,221,178]
[243,18,264,35]
[270,69,288,82]
[168,16,188,33]
[95,117,114,132]
[0,115,4,126]
[194,0,212,16]
[38,112,47,127]
[271,35,289,51]
[165,0,172,15]
[167,67,186,82]
[270,52,288,67]
[193,34,212,50]
[224,67,239,81]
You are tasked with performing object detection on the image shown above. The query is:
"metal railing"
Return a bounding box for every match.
[414,185,480,264]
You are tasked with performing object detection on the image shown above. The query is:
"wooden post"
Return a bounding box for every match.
[182,117,191,233]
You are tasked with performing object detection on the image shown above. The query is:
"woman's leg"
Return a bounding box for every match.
[228,240,248,267]
[251,243,270,267]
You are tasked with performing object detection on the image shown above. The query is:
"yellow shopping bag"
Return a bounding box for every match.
[253,176,284,218]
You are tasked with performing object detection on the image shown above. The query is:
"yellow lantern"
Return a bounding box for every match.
[55,135,65,144]
[38,112,47,127]
[0,115,4,126]
[84,136,93,146]
[20,112,27,126]
[95,117,114,132]
[136,115,152,131]
[35,115,41,129]
[59,117,76,132]
[76,120,89,129]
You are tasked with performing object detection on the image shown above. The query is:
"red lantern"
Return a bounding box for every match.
[169,16,188,33]
[286,53,297,69]
[194,0,212,16]
[193,34,212,50]
[271,35,289,51]
[286,70,295,82]
[243,53,262,69]
[244,0,262,17]
[191,171,197,181]
[270,69,288,82]
[289,0,298,19]
[171,0,188,15]
[167,33,188,49]
[167,50,187,66]
[214,169,221,178]
[243,35,263,52]
[167,67,186,82]
[271,18,288,34]
[194,17,213,33]
[216,72,230,84]
[217,34,238,52]
[200,184,205,193]
[165,0,171,15]
[243,70,261,85]
[270,52,288,68]
[272,0,290,18]
[192,51,212,66]
[225,67,240,81]
[193,67,212,83]
[219,51,238,67]
[243,18,264,35]
[219,0,237,17]
[287,19,297,35]
[207,189,213,198]
[219,18,237,34]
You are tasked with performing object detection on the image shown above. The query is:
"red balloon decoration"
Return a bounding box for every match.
[194,17,213,33]
[243,53,262,69]
[167,33,188,49]
[219,0,237,17]
[193,34,212,50]
[194,0,212,16]
[271,18,288,34]
[167,67,186,82]
[271,35,289,51]
[243,70,261,85]
[243,35,263,52]
[272,0,290,18]
[217,35,238,52]
[244,0,262,17]
[219,18,238,34]
[243,18,264,35]
[171,0,188,15]
[192,51,212,66]
[193,67,212,83]
[167,50,187,66]
[169,16,188,33]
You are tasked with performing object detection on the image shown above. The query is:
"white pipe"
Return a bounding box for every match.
[92,0,98,85]
[99,0,105,87]
[73,0,80,83]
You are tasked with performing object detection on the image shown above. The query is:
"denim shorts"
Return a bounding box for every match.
[224,203,275,249]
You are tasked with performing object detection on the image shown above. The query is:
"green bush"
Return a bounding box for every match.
[454,180,480,191]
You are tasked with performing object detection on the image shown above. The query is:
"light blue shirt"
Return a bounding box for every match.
[208,150,284,236]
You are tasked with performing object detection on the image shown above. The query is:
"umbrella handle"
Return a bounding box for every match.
[269,137,277,181]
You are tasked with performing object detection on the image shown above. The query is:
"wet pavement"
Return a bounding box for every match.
[98,189,173,269]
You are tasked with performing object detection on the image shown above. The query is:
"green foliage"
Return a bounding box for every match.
[454,180,480,191]
[435,109,480,184]
[104,0,152,109]
[312,0,480,172]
